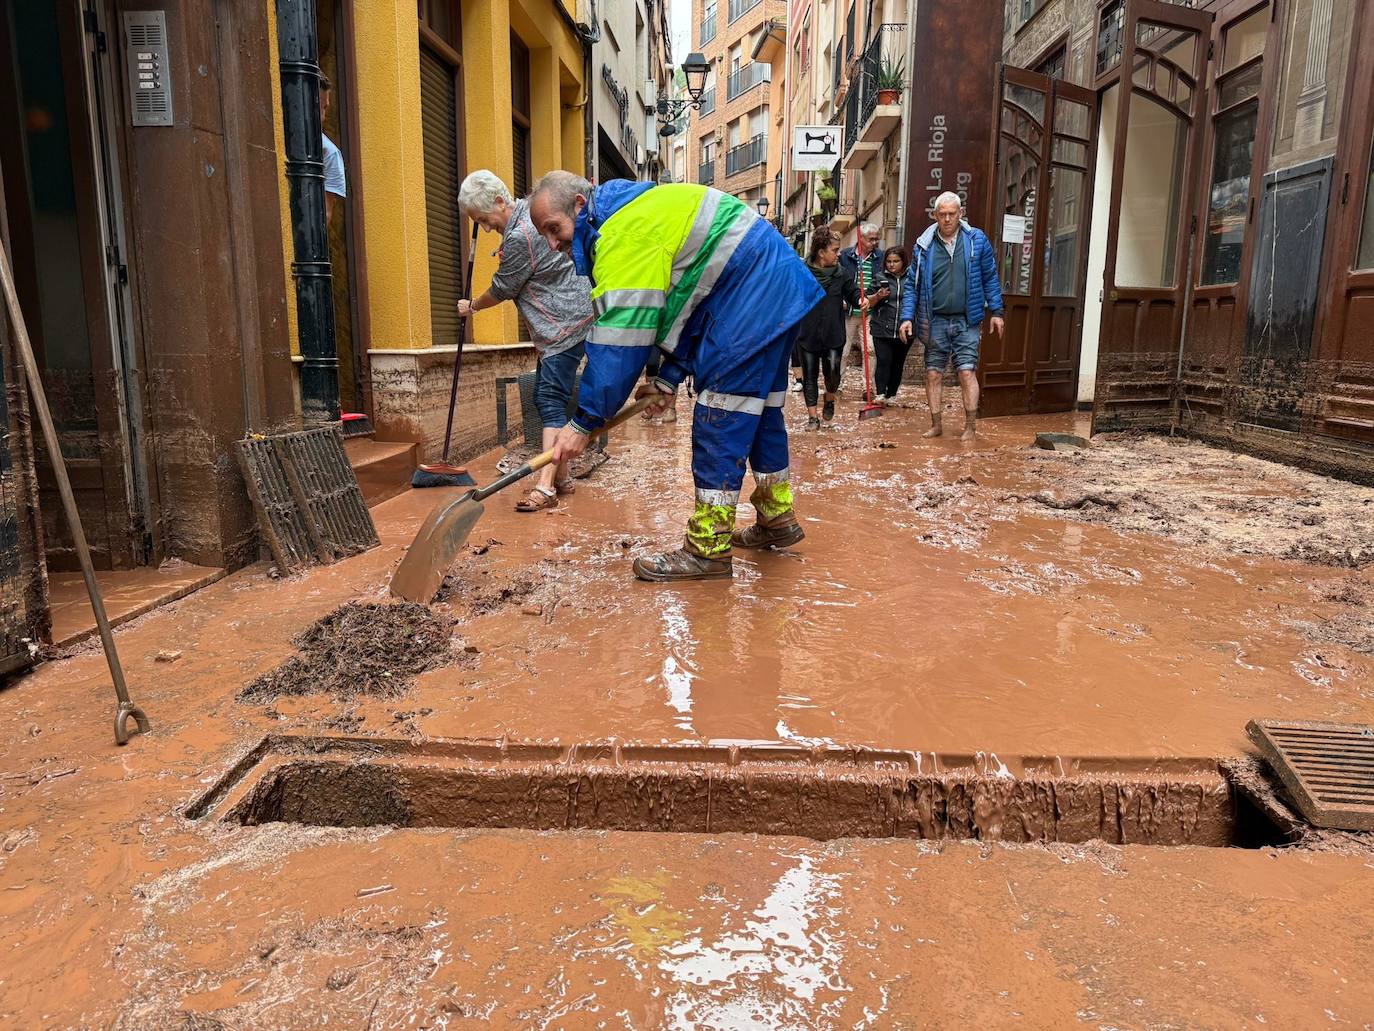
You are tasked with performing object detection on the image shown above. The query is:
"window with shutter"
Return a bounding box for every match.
[419,44,464,346]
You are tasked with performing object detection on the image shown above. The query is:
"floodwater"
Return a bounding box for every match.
[2,397,1374,1027]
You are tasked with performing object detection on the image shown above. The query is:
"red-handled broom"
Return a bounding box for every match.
[412,220,481,488]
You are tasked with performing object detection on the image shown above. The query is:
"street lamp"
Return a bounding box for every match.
[656,53,713,137]
[756,195,770,217]
[681,52,710,102]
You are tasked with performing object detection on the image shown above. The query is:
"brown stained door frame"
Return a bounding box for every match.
[1092,0,1214,433]
[1310,0,1374,442]
[1181,0,1280,379]
[83,0,158,560]
[983,66,1099,415]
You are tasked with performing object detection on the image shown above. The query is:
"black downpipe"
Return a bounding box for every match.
[276,0,338,423]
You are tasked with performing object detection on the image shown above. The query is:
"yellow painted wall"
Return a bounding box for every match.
[353,1,435,350]
[461,0,586,345]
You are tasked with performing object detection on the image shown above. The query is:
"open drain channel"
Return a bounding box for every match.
[187,735,1289,848]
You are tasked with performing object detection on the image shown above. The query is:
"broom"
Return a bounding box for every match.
[857,274,883,421]
[412,220,481,488]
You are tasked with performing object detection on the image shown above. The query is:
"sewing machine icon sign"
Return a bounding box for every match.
[792,126,842,171]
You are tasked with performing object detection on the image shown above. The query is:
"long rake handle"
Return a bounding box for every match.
[473,396,656,502]
[440,221,482,463]
[0,242,148,745]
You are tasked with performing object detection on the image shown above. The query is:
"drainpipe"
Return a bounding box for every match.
[894,0,918,243]
[276,0,339,424]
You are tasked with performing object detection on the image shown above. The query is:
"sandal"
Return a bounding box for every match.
[554,476,576,496]
[515,486,557,512]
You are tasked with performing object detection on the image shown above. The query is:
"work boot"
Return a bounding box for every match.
[732,511,804,550]
[633,547,733,582]
[961,412,977,442]
[922,414,944,438]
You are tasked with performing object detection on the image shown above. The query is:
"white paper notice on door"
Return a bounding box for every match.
[1001,214,1027,245]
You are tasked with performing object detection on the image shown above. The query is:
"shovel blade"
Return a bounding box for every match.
[390,492,486,602]
[858,405,884,420]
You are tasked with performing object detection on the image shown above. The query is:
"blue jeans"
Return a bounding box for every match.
[533,343,585,429]
[925,315,981,372]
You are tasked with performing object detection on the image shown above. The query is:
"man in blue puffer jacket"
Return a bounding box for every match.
[899,191,1005,441]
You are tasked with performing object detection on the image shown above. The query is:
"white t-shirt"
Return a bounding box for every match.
[322,134,346,198]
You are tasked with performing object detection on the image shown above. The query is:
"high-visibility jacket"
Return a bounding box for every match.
[567,180,820,433]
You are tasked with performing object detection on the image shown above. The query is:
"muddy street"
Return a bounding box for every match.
[3,400,1374,1028]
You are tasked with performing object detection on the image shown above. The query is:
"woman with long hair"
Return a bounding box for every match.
[796,228,866,430]
[868,246,911,404]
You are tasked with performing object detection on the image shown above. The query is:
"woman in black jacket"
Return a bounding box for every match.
[867,246,910,405]
[796,228,867,430]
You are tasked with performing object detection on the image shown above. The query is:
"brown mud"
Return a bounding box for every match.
[1016,431,1374,568]
[4,394,1374,1027]
[238,602,455,703]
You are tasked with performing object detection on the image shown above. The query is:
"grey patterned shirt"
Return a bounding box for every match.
[487,198,593,356]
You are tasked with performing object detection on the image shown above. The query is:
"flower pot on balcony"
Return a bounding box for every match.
[877,87,901,106]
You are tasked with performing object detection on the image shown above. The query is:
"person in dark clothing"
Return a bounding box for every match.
[867,246,910,405]
[796,228,869,430]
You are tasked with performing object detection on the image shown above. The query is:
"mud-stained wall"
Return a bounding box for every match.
[119,0,297,569]
[370,344,538,463]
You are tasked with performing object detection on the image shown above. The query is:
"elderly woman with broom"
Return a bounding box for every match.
[413,169,593,511]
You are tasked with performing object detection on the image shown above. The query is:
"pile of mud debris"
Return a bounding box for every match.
[1016,432,1374,568]
[239,602,455,703]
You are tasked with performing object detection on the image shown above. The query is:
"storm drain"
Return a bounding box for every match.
[185,735,1290,848]
[1247,719,1374,832]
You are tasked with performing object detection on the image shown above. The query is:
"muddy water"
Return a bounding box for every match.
[400,405,1374,758]
[3,401,1374,1027]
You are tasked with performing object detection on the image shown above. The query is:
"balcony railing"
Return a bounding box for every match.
[728,0,762,24]
[842,24,906,156]
[725,133,766,176]
[726,62,769,101]
[698,86,716,116]
[698,158,716,186]
[699,12,716,46]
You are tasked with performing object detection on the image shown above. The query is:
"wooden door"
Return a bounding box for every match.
[1179,0,1279,422]
[0,0,139,569]
[1312,0,1374,446]
[983,67,1098,416]
[1092,0,1213,432]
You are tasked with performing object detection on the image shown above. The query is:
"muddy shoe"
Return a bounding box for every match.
[822,398,835,422]
[632,547,733,582]
[806,416,821,432]
[731,516,805,550]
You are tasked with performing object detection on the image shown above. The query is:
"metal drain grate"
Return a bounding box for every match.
[1247,719,1374,832]
[235,427,379,574]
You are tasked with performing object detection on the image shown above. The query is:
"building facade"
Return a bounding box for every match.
[689,0,787,210]
[335,0,589,463]
[993,0,1374,481]
[591,0,672,183]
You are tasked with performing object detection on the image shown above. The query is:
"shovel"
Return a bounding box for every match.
[857,281,883,421]
[390,395,656,602]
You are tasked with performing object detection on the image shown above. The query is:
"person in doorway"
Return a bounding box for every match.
[900,191,1005,441]
[867,246,910,405]
[797,228,865,431]
[838,222,884,396]
[527,171,823,582]
[456,169,594,511]
[319,76,345,224]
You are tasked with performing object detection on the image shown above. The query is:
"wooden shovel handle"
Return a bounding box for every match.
[525,394,659,475]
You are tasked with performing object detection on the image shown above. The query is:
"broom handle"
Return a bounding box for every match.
[473,396,656,502]
[440,221,482,463]
[0,242,147,742]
